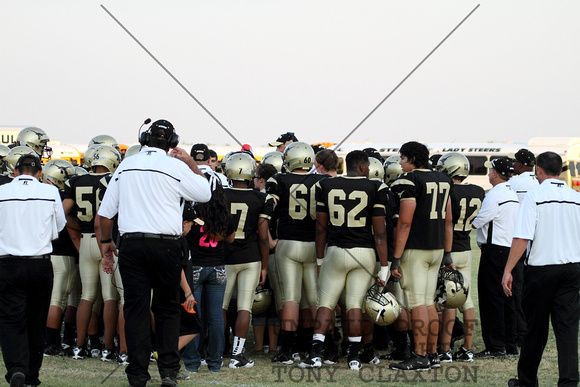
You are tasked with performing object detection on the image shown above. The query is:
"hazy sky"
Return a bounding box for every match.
[2,1,579,148]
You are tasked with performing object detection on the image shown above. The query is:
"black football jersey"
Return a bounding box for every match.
[63,172,109,233]
[266,172,328,242]
[315,176,388,249]
[0,174,12,186]
[51,190,79,258]
[224,188,273,264]
[390,169,453,250]
[450,183,485,252]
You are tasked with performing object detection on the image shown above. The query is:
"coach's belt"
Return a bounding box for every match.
[122,233,181,241]
[0,254,50,260]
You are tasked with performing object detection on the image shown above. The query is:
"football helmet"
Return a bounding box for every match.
[220,152,234,172]
[74,166,89,176]
[383,155,403,185]
[17,127,52,158]
[42,159,75,190]
[435,266,469,310]
[88,134,120,151]
[437,152,470,179]
[260,151,285,173]
[5,146,38,174]
[82,145,99,169]
[283,141,314,171]
[251,286,272,315]
[363,283,400,326]
[90,145,122,173]
[368,157,385,181]
[0,144,10,174]
[225,152,256,182]
[124,144,142,158]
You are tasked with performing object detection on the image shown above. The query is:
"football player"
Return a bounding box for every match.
[41,160,80,356]
[0,144,10,177]
[63,144,122,360]
[16,126,52,159]
[222,153,272,368]
[298,150,389,370]
[389,141,453,371]
[436,152,484,362]
[266,142,328,364]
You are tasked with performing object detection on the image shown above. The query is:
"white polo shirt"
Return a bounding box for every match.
[473,181,520,247]
[198,164,230,188]
[0,175,66,256]
[514,178,580,266]
[98,147,211,236]
[509,171,538,203]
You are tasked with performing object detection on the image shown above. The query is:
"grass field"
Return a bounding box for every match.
[1,238,576,386]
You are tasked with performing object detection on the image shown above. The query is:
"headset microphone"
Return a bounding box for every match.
[138,118,152,143]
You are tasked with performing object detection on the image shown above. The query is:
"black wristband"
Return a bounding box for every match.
[100,238,113,244]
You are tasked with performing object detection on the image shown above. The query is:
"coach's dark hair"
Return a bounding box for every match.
[399,141,430,169]
[536,151,562,176]
[195,181,231,241]
[315,149,339,172]
[346,150,369,173]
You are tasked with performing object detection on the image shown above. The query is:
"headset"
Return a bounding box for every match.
[138,118,180,148]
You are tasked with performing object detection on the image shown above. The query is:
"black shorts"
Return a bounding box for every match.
[179,303,201,336]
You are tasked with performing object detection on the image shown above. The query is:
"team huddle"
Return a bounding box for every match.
[0,125,578,387]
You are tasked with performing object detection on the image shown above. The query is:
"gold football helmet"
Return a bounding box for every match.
[42,159,75,190]
[283,141,314,171]
[82,145,99,169]
[368,157,385,181]
[17,127,52,158]
[363,283,400,326]
[437,152,470,179]
[435,267,469,310]
[6,146,38,174]
[384,155,403,185]
[74,166,89,176]
[225,152,256,182]
[88,134,119,151]
[251,286,272,315]
[260,151,285,173]
[0,145,10,174]
[124,144,142,158]
[90,145,122,173]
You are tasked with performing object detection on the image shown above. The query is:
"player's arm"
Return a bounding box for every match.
[257,217,270,285]
[315,211,329,267]
[442,198,454,267]
[372,215,389,285]
[391,199,416,278]
[98,215,117,274]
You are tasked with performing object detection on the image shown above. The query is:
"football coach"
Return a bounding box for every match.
[97,120,211,387]
[0,154,66,387]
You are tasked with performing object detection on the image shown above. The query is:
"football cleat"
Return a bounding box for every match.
[229,354,254,368]
[453,346,474,362]
[428,353,441,368]
[439,349,453,363]
[271,350,293,365]
[348,359,362,370]
[389,353,431,371]
[117,351,129,365]
[101,348,116,362]
[297,355,322,369]
[43,343,63,357]
[72,345,90,360]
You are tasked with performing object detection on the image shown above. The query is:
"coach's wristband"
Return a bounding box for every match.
[390,258,401,271]
[317,258,324,266]
[100,238,113,244]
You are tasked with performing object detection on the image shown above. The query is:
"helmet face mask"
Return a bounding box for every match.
[383,155,403,185]
[283,142,315,172]
[252,287,272,315]
[17,127,52,159]
[437,152,470,179]
[0,145,10,174]
[90,145,122,174]
[363,283,401,326]
[225,152,256,182]
[42,159,75,190]
[435,267,469,310]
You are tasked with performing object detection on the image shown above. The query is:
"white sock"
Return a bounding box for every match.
[233,336,246,356]
[348,336,362,343]
[313,333,325,343]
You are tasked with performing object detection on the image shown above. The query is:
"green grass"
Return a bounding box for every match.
[1,236,576,386]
